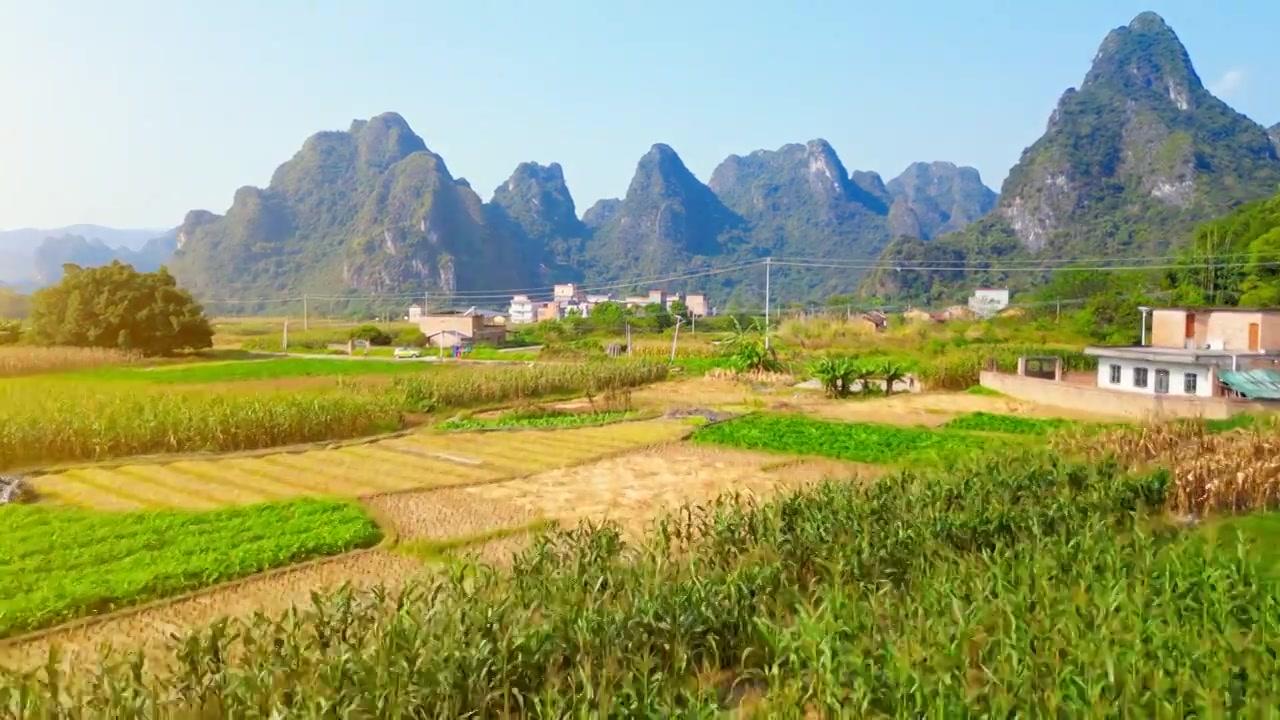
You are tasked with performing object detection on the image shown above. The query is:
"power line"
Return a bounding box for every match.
[767,259,1280,273]
[194,251,1271,306]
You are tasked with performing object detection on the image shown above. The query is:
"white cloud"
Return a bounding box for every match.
[1210,68,1246,98]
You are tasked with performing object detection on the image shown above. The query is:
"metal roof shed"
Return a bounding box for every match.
[1219,369,1280,400]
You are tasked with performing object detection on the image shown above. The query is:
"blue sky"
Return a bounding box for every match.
[1,0,1276,230]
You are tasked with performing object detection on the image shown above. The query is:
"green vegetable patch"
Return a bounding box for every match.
[0,498,381,637]
[690,412,1002,465]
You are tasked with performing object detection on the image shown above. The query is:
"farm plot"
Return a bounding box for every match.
[0,549,423,673]
[941,411,1085,435]
[31,419,692,510]
[691,412,1004,466]
[420,444,876,543]
[0,499,381,639]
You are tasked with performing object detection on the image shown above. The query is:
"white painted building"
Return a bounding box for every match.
[407,303,424,322]
[508,295,536,324]
[968,288,1010,318]
[1087,347,1217,398]
[1085,307,1280,399]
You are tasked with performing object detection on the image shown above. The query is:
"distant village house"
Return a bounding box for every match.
[417,308,507,348]
[968,288,1010,318]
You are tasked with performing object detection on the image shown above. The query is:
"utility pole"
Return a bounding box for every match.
[763,257,772,350]
[282,318,289,350]
[626,322,632,356]
[303,294,309,331]
[669,316,684,363]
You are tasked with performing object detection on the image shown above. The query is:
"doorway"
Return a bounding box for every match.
[1249,322,1260,352]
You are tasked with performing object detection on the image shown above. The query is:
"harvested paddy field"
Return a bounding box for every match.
[445,445,875,539]
[32,419,693,510]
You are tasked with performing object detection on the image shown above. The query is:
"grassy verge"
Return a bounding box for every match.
[0,498,380,638]
[74,356,440,384]
[941,411,1083,435]
[438,409,635,431]
[690,412,1002,465]
[396,519,558,563]
[15,455,1280,714]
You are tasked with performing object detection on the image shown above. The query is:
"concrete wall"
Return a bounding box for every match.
[979,371,1262,420]
[1150,309,1275,351]
[1204,311,1261,350]
[1150,309,1187,348]
[1093,356,1214,397]
[1261,313,1280,351]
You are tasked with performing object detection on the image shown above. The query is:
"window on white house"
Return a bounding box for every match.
[1133,367,1149,388]
[1109,364,1121,384]
[1184,373,1197,394]
[1155,369,1170,394]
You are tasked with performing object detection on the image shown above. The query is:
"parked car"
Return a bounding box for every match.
[393,346,422,359]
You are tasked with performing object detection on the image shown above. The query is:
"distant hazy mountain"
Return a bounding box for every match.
[33,231,178,284]
[0,225,168,285]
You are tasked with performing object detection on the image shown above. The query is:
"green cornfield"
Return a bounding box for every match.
[7,453,1280,715]
[0,361,668,471]
[387,360,667,411]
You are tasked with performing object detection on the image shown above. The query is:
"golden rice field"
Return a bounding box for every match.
[31,419,693,511]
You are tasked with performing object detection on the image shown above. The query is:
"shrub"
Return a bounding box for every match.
[349,324,393,346]
[395,328,428,348]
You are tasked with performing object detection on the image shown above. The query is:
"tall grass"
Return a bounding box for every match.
[0,346,141,378]
[9,454,1280,714]
[0,361,668,471]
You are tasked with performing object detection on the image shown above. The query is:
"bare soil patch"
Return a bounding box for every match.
[365,488,543,542]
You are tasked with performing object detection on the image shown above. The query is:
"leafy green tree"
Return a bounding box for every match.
[586,301,626,333]
[28,262,213,355]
